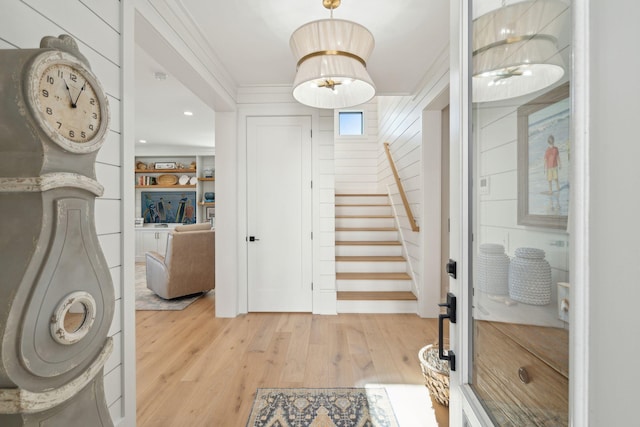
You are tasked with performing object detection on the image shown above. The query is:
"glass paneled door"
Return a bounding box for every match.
[454,0,572,425]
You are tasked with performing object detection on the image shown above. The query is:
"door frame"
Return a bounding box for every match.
[420,88,450,317]
[236,104,323,314]
[449,0,589,424]
[245,115,313,312]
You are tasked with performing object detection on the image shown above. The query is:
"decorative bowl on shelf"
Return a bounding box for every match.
[204,192,215,202]
[157,174,178,185]
[203,168,214,178]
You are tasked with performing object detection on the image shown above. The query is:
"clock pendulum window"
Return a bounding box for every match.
[0,35,115,426]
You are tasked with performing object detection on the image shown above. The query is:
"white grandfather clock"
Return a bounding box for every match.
[0,35,114,426]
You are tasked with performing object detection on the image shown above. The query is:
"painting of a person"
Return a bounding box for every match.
[544,135,561,193]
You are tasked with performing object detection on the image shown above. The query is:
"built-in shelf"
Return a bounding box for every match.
[135,168,196,174]
[135,185,196,189]
[135,155,214,224]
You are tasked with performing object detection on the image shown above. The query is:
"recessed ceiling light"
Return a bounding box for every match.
[183,111,194,116]
[139,139,147,143]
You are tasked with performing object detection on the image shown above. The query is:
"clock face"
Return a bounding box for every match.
[36,63,102,143]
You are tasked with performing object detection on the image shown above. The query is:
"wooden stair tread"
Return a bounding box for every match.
[336,272,411,280]
[336,256,405,262]
[336,240,402,246]
[337,291,417,301]
[336,193,387,197]
[335,227,397,232]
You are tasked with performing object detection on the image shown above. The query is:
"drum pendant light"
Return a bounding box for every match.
[473,0,567,103]
[290,0,376,109]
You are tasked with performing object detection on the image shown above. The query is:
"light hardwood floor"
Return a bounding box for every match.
[136,292,449,426]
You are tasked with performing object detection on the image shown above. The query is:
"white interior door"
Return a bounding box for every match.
[247,116,312,312]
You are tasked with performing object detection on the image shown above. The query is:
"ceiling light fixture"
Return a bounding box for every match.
[139,139,147,144]
[183,111,193,116]
[472,0,567,103]
[290,0,375,109]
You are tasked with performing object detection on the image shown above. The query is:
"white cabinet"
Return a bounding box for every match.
[135,228,171,262]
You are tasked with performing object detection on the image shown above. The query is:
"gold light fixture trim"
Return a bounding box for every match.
[322,0,341,9]
[296,50,367,70]
[473,34,558,57]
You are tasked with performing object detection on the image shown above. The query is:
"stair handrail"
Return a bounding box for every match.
[384,142,419,232]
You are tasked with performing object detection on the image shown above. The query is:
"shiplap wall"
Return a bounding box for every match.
[0,1,129,424]
[475,100,570,301]
[377,56,449,312]
[377,95,426,297]
[334,100,378,194]
[474,4,572,303]
[316,108,337,312]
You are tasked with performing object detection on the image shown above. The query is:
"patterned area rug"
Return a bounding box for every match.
[246,388,399,427]
[135,263,203,311]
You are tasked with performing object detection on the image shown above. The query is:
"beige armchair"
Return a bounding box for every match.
[145,223,215,299]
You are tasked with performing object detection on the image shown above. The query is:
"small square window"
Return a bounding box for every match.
[339,112,364,136]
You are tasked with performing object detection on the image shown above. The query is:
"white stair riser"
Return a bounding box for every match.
[335,230,398,241]
[335,196,389,205]
[337,300,418,314]
[335,245,403,257]
[336,205,392,216]
[336,261,407,273]
[337,280,412,292]
[336,217,396,228]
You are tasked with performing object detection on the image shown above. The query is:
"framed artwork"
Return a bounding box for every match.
[141,191,196,224]
[206,207,215,220]
[517,83,570,229]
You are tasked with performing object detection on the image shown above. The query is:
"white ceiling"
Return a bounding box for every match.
[134,0,450,150]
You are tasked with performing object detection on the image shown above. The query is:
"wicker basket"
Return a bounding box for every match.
[418,344,450,407]
[157,174,178,185]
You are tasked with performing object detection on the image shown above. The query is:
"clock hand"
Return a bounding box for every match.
[73,81,86,107]
[63,78,76,108]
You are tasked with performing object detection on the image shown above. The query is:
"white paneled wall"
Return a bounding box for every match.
[475,102,570,300]
[334,100,378,193]
[315,109,337,313]
[377,96,425,300]
[377,58,449,315]
[0,1,131,425]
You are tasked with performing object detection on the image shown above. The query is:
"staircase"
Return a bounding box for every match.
[335,194,417,313]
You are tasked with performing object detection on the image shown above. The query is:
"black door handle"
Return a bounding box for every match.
[437,292,456,371]
[446,259,457,279]
[248,236,260,242]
